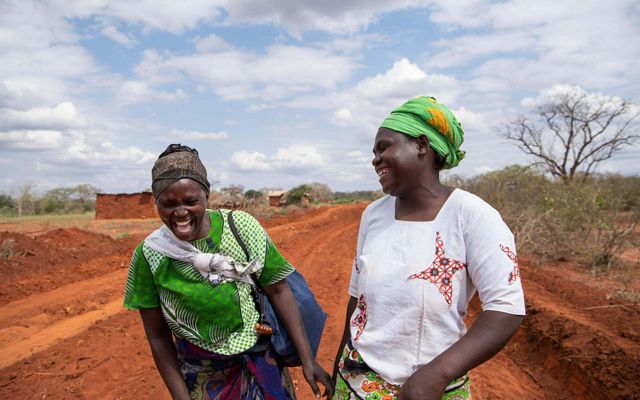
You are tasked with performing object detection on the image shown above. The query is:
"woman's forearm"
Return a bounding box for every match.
[140,308,190,400]
[147,335,190,400]
[263,279,315,367]
[429,310,523,382]
[333,296,357,378]
[264,279,334,397]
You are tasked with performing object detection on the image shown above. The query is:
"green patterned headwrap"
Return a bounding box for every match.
[380,96,465,169]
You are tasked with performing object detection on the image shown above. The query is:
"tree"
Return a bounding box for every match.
[38,184,100,214]
[0,193,15,215]
[284,185,310,205]
[307,182,333,203]
[16,183,37,217]
[503,85,639,182]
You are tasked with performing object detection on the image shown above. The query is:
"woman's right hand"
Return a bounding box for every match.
[139,308,191,400]
[302,361,335,398]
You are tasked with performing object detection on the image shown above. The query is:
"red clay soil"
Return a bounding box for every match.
[0,204,638,399]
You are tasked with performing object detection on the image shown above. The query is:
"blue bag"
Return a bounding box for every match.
[227,211,327,366]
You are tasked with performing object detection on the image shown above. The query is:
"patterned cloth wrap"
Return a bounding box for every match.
[334,342,471,400]
[151,144,210,198]
[379,96,465,169]
[175,337,296,400]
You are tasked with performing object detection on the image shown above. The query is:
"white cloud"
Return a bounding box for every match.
[230,145,325,173]
[325,58,461,137]
[0,130,65,151]
[0,102,85,131]
[1,44,96,82]
[68,0,224,34]
[273,145,324,168]
[521,84,628,113]
[167,129,229,141]
[65,141,156,166]
[194,34,232,52]
[117,80,186,104]
[353,58,458,102]
[139,44,355,101]
[451,107,486,134]
[332,108,353,126]
[101,25,137,47]
[224,0,429,36]
[427,0,640,99]
[231,150,272,171]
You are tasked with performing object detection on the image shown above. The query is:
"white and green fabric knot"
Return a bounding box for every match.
[145,225,260,286]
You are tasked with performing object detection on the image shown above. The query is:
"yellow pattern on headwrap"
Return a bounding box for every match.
[425,107,453,144]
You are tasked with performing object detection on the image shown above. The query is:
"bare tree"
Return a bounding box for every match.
[15,182,37,217]
[503,86,639,182]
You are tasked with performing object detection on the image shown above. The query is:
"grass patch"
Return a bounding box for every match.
[0,212,94,225]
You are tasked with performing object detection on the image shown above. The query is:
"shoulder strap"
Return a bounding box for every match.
[227,210,250,261]
[227,211,263,290]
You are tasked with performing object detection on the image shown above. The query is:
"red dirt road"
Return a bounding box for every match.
[0,204,638,399]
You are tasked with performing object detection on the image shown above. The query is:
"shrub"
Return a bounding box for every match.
[0,239,15,258]
[457,166,639,267]
[284,185,310,206]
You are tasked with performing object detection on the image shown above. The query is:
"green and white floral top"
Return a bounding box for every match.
[124,209,295,355]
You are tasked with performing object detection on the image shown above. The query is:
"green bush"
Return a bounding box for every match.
[284,185,310,206]
[0,194,16,216]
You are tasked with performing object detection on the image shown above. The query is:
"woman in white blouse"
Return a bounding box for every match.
[332,96,525,400]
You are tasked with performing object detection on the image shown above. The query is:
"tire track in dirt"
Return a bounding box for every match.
[0,269,128,369]
[0,299,122,369]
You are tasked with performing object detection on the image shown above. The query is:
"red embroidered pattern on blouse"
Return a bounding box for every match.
[351,295,367,341]
[408,232,466,306]
[500,244,520,285]
[353,256,359,273]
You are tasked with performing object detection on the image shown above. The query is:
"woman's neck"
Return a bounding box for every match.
[394,182,454,221]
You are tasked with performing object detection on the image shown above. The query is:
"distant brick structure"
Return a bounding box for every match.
[267,190,286,207]
[95,192,157,219]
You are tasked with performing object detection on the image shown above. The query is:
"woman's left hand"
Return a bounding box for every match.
[397,364,448,400]
[302,361,335,398]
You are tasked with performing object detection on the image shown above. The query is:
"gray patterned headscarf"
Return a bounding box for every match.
[151,144,210,198]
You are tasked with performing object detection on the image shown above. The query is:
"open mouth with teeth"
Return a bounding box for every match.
[173,219,193,235]
[377,168,390,178]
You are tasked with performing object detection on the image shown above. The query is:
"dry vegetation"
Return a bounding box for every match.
[447,167,640,302]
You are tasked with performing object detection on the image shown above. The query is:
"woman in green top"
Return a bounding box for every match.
[124,144,333,399]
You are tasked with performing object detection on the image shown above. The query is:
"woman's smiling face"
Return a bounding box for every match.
[372,128,429,197]
[155,178,209,241]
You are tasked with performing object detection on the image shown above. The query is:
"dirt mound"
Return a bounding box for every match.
[512,264,640,399]
[0,204,638,399]
[0,229,137,305]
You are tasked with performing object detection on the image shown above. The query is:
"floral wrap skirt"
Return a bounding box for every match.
[333,341,470,400]
[175,338,296,400]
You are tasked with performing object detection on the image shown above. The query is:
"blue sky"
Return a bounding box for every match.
[1,0,639,194]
